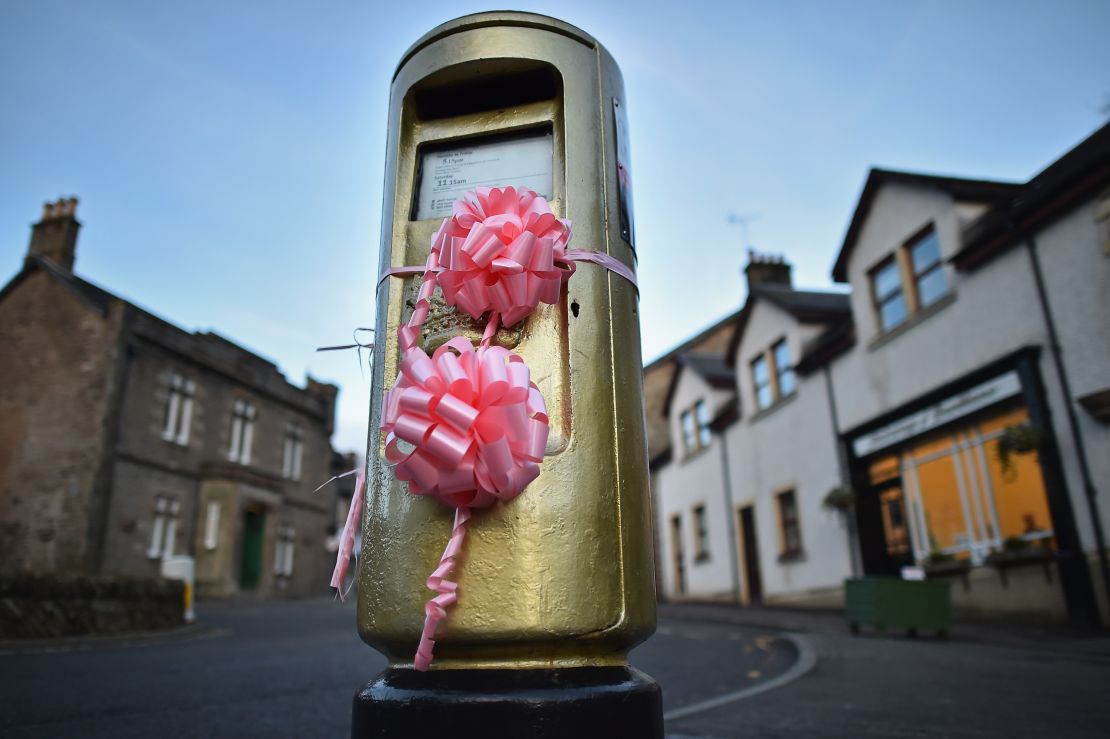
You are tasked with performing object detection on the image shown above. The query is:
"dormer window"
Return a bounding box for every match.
[870,225,949,334]
[872,258,907,332]
[751,338,795,412]
[909,230,948,308]
[679,399,712,456]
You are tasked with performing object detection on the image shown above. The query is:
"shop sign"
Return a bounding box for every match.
[853,371,1022,457]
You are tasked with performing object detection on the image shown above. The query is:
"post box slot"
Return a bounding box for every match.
[411,60,560,121]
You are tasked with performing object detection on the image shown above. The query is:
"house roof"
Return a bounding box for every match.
[661,352,736,419]
[830,169,1021,283]
[725,285,851,367]
[795,316,856,376]
[954,121,1110,270]
[1,255,331,419]
[642,308,741,460]
[0,256,116,314]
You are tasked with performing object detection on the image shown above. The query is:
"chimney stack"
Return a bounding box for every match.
[744,249,793,292]
[27,197,81,272]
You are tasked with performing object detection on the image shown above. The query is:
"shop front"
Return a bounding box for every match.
[845,352,1098,624]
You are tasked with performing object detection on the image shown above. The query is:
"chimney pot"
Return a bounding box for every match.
[27,195,81,272]
[744,250,793,291]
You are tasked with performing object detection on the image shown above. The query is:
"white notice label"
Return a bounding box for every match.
[415,132,553,220]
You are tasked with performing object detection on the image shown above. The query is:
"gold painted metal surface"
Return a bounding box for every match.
[359,12,655,669]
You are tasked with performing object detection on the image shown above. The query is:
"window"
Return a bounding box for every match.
[147,496,180,560]
[161,373,195,445]
[282,423,305,480]
[909,230,949,309]
[752,338,795,412]
[871,225,950,335]
[680,400,713,455]
[228,400,256,464]
[752,355,773,410]
[776,489,803,558]
[695,400,712,448]
[871,258,907,332]
[203,501,221,551]
[772,340,795,398]
[693,504,710,562]
[274,525,296,577]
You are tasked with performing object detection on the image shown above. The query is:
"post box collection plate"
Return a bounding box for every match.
[415,129,554,220]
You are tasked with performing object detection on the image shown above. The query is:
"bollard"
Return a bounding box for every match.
[353,12,660,737]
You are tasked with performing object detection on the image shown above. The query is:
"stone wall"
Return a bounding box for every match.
[0,575,184,638]
[0,270,123,575]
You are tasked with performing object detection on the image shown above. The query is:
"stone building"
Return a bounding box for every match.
[650,121,1110,626]
[0,199,341,598]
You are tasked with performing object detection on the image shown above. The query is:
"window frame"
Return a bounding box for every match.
[869,222,952,337]
[751,354,773,411]
[147,496,180,560]
[161,373,195,446]
[228,399,257,465]
[869,255,909,333]
[282,423,305,480]
[771,338,795,399]
[907,227,948,310]
[692,503,710,562]
[775,489,804,559]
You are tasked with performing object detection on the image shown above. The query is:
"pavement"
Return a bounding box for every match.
[657,599,1110,656]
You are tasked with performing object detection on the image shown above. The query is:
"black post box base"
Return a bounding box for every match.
[351,665,663,738]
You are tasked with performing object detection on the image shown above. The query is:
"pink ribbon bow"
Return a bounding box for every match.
[432,186,574,327]
[381,336,549,509]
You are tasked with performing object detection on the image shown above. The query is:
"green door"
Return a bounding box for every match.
[240,509,265,590]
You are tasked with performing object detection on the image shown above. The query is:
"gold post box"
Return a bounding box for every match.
[359,11,655,674]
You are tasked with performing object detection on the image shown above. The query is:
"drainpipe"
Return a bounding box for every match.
[1018,225,1110,617]
[823,365,861,577]
[717,431,742,603]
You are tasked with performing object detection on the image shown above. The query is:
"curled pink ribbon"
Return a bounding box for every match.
[415,506,470,672]
[329,465,365,600]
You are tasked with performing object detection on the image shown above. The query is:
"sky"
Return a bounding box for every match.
[1,0,1108,456]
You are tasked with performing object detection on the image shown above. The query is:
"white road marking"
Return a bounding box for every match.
[663,633,818,721]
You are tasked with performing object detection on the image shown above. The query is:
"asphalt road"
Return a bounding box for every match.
[1,597,1108,738]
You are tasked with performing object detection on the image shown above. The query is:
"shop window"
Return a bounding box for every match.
[874,407,1055,567]
[870,225,950,336]
[693,504,710,562]
[161,373,195,446]
[228,399,257,465]
[147,496,180,560]
[776,489,803,558]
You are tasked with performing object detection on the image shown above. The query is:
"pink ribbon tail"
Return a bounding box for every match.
[330,465,366,600]
[414,506,471,671]
[562,248,638,292]
[377,264,444,291]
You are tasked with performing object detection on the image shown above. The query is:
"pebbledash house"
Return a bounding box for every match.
[0,200,342,598]
[649,122,1110,627]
